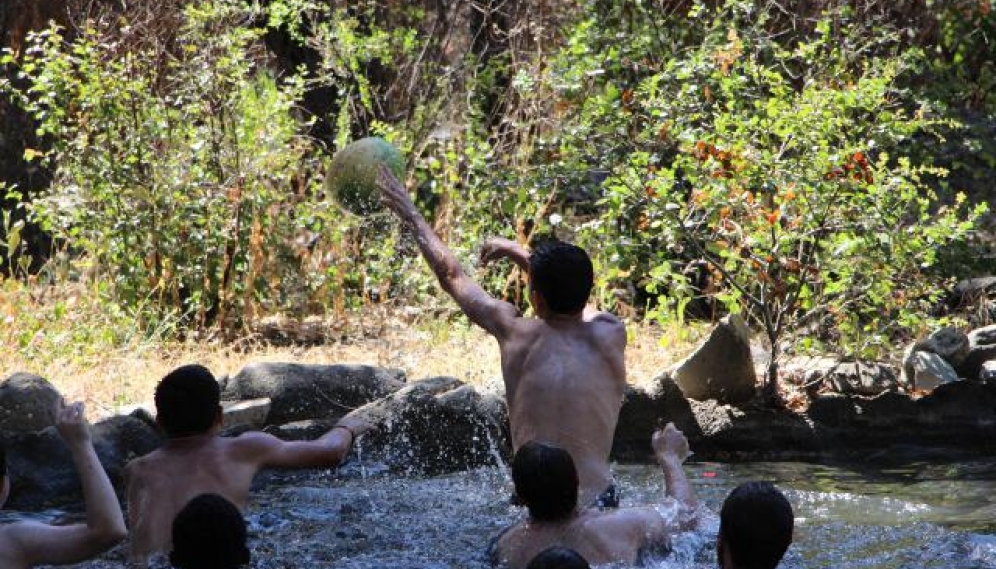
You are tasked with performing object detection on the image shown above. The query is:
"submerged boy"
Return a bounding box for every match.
[126,364,370,563]
[377,168,627,507]
[0,401,127,568]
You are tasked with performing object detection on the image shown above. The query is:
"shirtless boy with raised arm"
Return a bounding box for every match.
[0,401,127,569]
[125,364,370,564]
[378,168,627,507]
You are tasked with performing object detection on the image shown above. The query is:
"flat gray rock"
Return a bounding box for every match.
[912,351,960,390]
[223,363,406,425]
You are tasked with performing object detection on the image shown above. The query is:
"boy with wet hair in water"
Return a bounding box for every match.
[526,546,591,569]
[0,401,128,569]
[718,482,794,569]
[125,363,371,564]
[378,168,627,508]
[491,423,701,569]
[170,493,250,569]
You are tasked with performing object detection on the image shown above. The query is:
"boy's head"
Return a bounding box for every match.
[528,241,594,316]
[511,441,578,522]
[0,442,8,508]
[170,493,250,569]
[527,546,591,569]
[718,482,794,569]
[154,364,222,438]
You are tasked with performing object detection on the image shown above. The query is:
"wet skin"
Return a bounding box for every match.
[377,168,626,505]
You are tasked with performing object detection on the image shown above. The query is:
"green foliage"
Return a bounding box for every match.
[1,0,989,376]
[3,2,328,328]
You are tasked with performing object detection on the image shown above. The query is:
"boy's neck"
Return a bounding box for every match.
[164,430,218,447]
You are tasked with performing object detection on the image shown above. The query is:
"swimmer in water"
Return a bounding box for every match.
[0,400,127,569]
[717,482,794,569]
[125,364,372,565]
[490,423,701,569]
[170,493,250,569]
[378,167,627,508]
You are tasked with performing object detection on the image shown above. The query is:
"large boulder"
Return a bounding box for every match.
[670,314,757,403]
[917,326,970,367]
[3,415,162,510]
[911,352,960,390]
[822,361,900,395]
[0,373,61,432]
[957,325,996,381]
[612,375,700,461]
[222,363,406,425]
[345,377,510,475]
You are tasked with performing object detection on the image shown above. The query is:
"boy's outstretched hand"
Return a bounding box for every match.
[377,164,415,218]
[652,422,690,463]
[55,400,92,449]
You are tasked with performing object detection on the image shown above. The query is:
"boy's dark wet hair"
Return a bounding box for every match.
[527,546,591,569]
[0,441,6,478]
[154,364,221,438]
[720,482,794,569]
[529,241,594,315]
[512,441,578,522]
[170,493,250,569]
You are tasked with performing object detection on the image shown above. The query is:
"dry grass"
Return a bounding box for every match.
[1,279,709,419]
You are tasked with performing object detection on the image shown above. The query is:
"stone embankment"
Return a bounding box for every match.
[2,317,995,509]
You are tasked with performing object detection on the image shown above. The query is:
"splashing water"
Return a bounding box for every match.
[7,457,996,568]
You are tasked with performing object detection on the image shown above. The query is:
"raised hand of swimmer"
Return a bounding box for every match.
[479,237,530,269]
[55,400,92,448]
[377,164,416,219]
[652,422,690,464]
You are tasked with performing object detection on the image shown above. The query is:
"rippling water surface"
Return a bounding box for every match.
[11,455,996,568]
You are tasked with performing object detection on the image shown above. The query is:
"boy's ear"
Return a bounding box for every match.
[215,406,224,427]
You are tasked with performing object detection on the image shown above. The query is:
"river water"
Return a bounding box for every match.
[10,454,996,568]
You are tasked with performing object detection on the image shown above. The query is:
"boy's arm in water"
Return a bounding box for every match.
[378,167,519,338]
[619,423,701,551]
[0,402,127,567]
[232,411,373,470]
[645,422,700,535]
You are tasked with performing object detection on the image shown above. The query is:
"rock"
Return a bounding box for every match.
[347,377,510,475]
[912,352,961,390]
[953,276,996,301]
[823,361,899,395]
[970,324,996,346]
[956,325,996,381]
[3,415,162,510]
[221,398,272,434]
[0,373,61,432]
[917,326,970,367]
[982,360,996,381]
[900,343,918,388]
[671,314,757,403]
[807,394,857,427]
[612,375,700,461]
[223,363,406,425]
[264,419,337,441]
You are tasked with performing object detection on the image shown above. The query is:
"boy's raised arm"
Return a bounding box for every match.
[651,423,700,533]
[377,166,518,337]
[2,402,127,567]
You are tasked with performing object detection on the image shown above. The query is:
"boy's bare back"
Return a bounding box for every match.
[501,310,626,504]
[377,168,627,505]
[126,434,258,561]
[126,364,364,564]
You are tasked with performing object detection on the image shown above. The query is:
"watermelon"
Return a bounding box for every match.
[325,137,405,214]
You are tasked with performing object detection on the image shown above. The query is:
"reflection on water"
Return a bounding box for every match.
[8,457,996,568]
